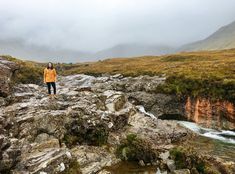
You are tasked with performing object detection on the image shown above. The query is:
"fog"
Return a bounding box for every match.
[0,0,235,62]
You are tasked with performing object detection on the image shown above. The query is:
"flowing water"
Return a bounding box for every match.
[105,106,235,173]
[178,121,235,162]
[178,121,235,145]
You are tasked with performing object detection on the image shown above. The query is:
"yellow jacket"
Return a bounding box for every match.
[44,68,57,83]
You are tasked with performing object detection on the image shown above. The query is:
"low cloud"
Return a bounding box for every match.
[0,0,235,61]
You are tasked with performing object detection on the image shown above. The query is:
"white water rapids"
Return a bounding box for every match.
[136,105,235,144]
[178,121,235,144]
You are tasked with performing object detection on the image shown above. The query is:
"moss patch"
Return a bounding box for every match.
[116,134,157,163]
[155,75,235,102]
[63,119,109,147]
[170,147,230,174]
[62,159,82,174]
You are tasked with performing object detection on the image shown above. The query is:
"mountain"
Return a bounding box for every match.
[0,39,175,62]
[0,38,92,63]
[181,20,235,51]
[92,43,175,59]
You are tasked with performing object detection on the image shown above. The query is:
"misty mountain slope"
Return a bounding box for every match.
[181,21,235,51]
[93,44,175,59]
[0,39,92,63]
[0,39,175,62]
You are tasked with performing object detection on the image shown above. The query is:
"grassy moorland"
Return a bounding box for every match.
[2,49,235,102]
[2,55,45,84]
[62,49,235,102]
[1,55,73,85]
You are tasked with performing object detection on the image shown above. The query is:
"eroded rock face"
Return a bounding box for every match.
[0,107,21,172]
[0,57,19,97]
[185,97,235,130]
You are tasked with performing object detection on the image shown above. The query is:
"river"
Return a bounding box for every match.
[104,106,235,173]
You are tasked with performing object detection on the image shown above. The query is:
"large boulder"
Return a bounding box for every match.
[127,92,185,118]
[0,112,21,172]
[71,146,120,174]
[0,57,19,97]
[13,146,75,174]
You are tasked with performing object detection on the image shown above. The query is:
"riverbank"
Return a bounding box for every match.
[0,57,234,174]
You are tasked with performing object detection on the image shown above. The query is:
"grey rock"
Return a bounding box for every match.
[166,159,176,172]
[139,160,145,166]
[159,151,170,161]
[172,169,191,174]
[71,146,120,174]
[0,57,19,97]
[0,72,192,173]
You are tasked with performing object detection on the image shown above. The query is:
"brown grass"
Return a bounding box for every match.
[62,49,235,82]
[2,49,235,101]
[62,49,235,102]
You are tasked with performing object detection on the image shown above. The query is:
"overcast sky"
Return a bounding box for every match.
[0,0,235,52]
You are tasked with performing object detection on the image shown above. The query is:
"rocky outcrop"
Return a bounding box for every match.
[71,146,120,174]
[85,74,186,118]
[92,74,235,130]
[185,97,235,130]
[0,57,19,97]
[0,70,234,173]
[0,74,191,173]
[0,105,21,172]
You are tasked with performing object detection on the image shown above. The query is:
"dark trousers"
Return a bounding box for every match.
[46,82,56,95]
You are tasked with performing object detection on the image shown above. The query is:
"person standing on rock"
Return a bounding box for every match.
[44,62,57,98]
